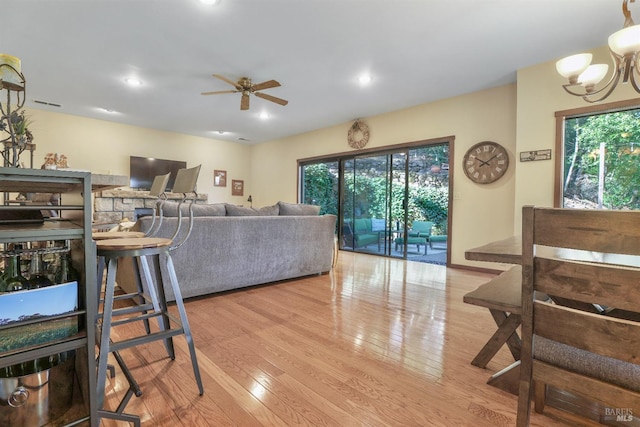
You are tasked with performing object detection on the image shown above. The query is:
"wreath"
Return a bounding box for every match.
[348,119,370,149]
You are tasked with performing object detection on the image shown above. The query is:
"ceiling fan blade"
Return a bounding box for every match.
[255,92,288,106]
[252,80,281,91]
[241,93,250,110]
[213,74,241,90]
[201,89,238,95]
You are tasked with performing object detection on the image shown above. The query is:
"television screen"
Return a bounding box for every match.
[129,156,187,191]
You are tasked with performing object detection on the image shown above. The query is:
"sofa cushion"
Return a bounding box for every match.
[163,201,226,217]
[277,201,320,216]
[225,204,280,216]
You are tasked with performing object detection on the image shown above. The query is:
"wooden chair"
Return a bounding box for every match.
[516,206,640,426]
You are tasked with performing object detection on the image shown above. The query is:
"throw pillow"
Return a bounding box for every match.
[371,218,386,232]
[225,204,279,216]
[277,201,321,216]
[162,201,226,217]
[191,203,226,216]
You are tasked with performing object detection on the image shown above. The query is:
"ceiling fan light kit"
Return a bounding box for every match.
[202,74,288,111]
[556,0,640,103]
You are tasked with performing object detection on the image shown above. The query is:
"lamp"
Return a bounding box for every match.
[557,0,640,103]
[247,195,252,207]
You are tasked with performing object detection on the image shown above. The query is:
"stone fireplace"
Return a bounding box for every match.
[93,188,208,224]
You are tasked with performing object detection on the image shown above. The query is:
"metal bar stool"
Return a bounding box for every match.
[93,172,172,425]
[95,165,204,421]
[95,172,171,319]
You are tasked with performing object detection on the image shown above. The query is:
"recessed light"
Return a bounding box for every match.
[199,0,220,4]
[124,77,142,86]
[358,74,372,85]
[101,108,116,113]
[216,131,226,135]
[259,112,269,119]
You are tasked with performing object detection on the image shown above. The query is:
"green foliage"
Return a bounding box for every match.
[302,144,449,235]
[341,172,448,232]
[413,186,449,233]
[565,109,640,209]
[302,162,338,215]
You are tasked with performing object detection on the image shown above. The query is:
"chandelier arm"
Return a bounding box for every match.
[629,60,640,93]
[623,0,636,27]
[582,71,623,103]
[561,68,620,99]
[562,49,626,102]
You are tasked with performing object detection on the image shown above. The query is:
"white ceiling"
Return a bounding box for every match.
[0,0,626,144]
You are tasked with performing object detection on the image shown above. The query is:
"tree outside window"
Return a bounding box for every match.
[563,108,640,210]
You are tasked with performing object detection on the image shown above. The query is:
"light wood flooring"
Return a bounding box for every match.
[100,251,607,426]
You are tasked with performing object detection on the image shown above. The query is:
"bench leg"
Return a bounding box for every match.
[471,310,521,368]
[490,310,522,361]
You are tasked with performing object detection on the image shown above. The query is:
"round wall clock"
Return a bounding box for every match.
[463,141,509,184]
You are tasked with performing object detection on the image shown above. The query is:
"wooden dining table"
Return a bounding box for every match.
[466,234,640,267]
[465,235,522,265]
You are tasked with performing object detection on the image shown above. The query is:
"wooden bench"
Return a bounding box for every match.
[463,265,522,369]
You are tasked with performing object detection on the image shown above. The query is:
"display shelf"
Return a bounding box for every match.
[0,168,97,427]
[0,220,84,241]
[0,334,88,368]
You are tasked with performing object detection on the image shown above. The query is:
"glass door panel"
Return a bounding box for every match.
[389,152,408,259]
[341,154,391,255]
[405,145,450,263]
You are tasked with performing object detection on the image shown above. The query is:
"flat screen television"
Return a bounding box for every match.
[129,156,187,191]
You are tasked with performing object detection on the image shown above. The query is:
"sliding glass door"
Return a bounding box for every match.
[341,154,394,256]
[300,141,450,265]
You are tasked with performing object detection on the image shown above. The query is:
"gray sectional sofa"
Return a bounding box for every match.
[116,201,337,301]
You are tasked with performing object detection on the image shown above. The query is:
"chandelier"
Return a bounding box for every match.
[556,0,640,103]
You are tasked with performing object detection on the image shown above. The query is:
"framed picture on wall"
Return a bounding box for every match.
[232,179,244,196]
[214,170,227,187]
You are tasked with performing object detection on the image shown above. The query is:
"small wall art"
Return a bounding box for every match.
[232,179,244,196]
[520,149,552,162]
[214,170,227,187]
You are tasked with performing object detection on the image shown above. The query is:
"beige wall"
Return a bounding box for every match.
[252,84,517,266]
[24,85,517,267]
[25,109,251,205]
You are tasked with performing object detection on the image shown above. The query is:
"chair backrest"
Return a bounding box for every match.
[149,172,171,197]
[172,165,201,194]
[165,165,201,250]
[145,172,171,237]
[411,221,433,236]
[517,206,640,425]
[353,218,371,233]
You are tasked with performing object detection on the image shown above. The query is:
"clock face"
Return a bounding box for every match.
[463,141,509,184]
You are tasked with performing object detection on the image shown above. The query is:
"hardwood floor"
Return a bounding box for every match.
[101,251,603,426]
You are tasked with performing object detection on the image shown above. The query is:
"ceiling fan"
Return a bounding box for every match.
[201,74,288,110]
